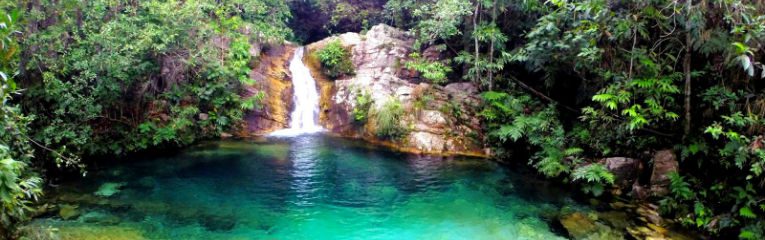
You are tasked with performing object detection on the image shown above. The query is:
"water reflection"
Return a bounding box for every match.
[29,135,592,240]
[288,136,323,207]
[407,155,446,189]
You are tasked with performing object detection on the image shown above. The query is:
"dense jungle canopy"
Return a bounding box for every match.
[1,0,765,239]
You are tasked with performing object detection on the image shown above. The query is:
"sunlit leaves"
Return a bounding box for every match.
[405,52,452,84]
[740,207,757,219]
[411,0,472,45]
[572,163,615,184]
[315,40,354,79]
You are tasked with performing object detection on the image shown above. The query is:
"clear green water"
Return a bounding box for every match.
[31,135,597,239]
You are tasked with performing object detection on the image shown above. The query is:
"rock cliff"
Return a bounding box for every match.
[238,45,296,136]
[241,24,487,157]
[305,24,487,157]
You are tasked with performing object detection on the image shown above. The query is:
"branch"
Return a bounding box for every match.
[507,75,579,112]
[24,135,80,164]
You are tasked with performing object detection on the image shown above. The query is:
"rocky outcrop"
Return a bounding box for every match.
[238,45,295,136]
[649,149,679,197]
[304,24,486,157]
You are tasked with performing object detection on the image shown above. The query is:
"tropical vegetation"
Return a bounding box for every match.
[2,0,765,239]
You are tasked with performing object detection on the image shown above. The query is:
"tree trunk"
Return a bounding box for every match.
[473,4,480,87]
[488,0,496,91]
[683,0,692,139]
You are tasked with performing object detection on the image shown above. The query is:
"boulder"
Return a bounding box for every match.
[604,157,641,190]
[649,149,679,196]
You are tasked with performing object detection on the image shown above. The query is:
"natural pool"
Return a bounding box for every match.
[28,135,624,239]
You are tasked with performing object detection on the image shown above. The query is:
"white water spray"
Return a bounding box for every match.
[269,47,324,136]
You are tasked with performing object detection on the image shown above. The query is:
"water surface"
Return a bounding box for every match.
[32,135,596,239]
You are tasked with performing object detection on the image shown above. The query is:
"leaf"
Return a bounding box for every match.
[739,206,757,219]
[738,55,753,76]
[592,93,613,102]
[739,230,756,240]
[732,42,748,55]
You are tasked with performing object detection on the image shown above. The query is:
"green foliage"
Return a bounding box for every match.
[668,172,695,201]
[481,91,569,177]
[572,163,615,196]
[481,90,618,193]
[19,0,289,161]
[583,69,682,132]
[6,0,765,238]
[0,10,42,238]
[409,0,472,46]
[405,52,452,84]
[315,40,354,79]
[0,146,41,237]
[352,89,373,123]
[374,98,406,139]
[439,99,462,120]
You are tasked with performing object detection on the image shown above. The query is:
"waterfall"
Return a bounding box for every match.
[269,47,324,136]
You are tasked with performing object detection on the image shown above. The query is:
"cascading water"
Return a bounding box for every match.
[269,47,324,136]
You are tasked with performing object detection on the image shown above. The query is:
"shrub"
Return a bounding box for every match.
[315,40,354,79]
[405,52,452,84]
[374,98,406,139]
[352,89,373,123]
[572,163,615,196]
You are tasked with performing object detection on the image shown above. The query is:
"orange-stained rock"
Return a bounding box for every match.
[237,44,296,136]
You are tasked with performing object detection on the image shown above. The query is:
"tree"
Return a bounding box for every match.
[0,10,42,239]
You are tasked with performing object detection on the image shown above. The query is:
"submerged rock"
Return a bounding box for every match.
[599,211,631,230]
[559,212,624,240]
[94,182,127,197]
[57,225,146,240]
[136,176,158,189]
[636,204,664,226]
[199,214,237,232]
[58,204,81,220]
[559,212,598,239]
[80,211,121,225]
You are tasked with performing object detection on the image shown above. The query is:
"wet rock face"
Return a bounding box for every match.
[305,24,487,157]
[239,45,296,136]
[649,149,679,196]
